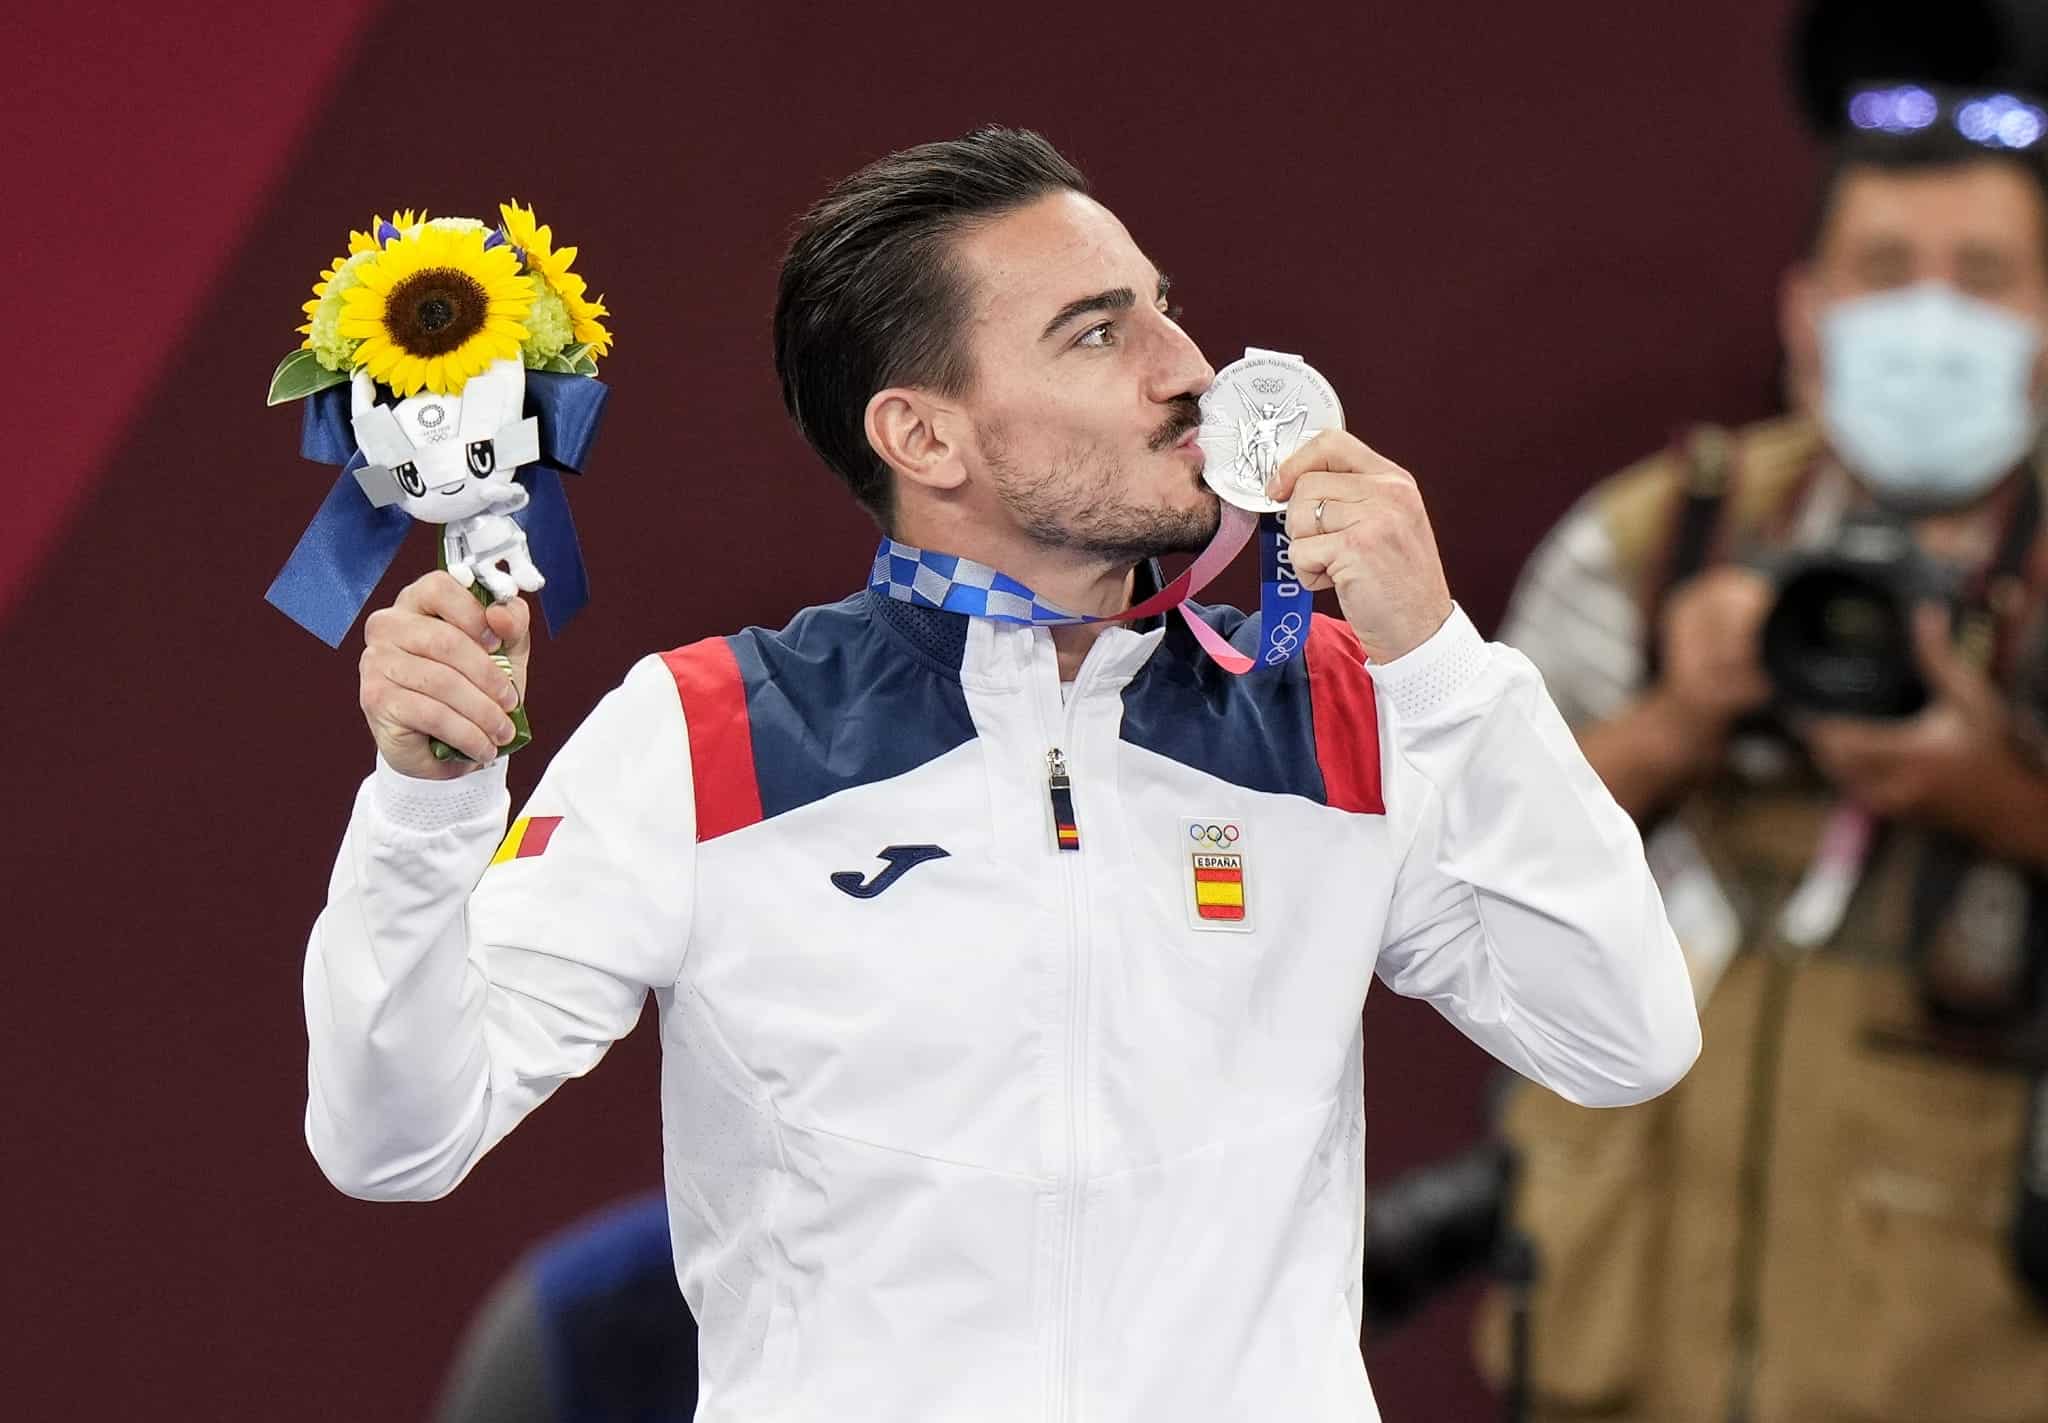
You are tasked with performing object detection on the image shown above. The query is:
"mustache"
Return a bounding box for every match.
[1147,396,1203,453]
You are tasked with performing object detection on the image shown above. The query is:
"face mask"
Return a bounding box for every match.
[1820,281,2044,508]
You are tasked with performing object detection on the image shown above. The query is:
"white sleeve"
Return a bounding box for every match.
[1370,607,1699,1107]
[303,655,696,1200]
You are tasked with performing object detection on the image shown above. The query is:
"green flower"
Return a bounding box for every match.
[303,248,378,372]
[519,281,575,365]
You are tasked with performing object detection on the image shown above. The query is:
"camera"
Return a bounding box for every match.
[1363,1140,1517,1329]
[1756,511,1962,718]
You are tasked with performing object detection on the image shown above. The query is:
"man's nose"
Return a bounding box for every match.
[1149,316,1215,404]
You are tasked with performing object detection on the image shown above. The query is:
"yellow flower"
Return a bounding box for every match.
[299,208,428,319]
[570,290,613,358]
[337,224,533,397]
[298,251,376,370]
[500,199,613,360]
[320,212,426,286]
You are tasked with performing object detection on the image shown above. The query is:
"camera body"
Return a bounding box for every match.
[1756,512,1963,718]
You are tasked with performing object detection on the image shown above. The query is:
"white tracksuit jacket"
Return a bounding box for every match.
[304,587,1699,1422]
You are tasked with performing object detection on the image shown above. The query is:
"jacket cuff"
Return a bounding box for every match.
[1367,604,1491,724]
[371,755,509,834]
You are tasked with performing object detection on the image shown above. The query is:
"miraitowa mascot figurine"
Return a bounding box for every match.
[264,205,612,759]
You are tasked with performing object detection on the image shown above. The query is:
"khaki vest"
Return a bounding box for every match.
[1472,418,2047,1422]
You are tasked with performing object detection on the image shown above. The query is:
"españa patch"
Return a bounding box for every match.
[491,814,562,866]
[1182,818,1252,933]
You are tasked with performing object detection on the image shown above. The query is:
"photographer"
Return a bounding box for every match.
[1476,86,2048,1422]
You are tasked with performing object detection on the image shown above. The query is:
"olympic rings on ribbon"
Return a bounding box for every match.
[1261,610,1305,666]
[1187,822,1242,844]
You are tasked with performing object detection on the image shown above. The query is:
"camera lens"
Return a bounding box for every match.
[1762,563,1927,717]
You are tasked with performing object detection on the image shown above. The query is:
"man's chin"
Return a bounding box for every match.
[1183,490,1224,549]
[1135,492,1222,560]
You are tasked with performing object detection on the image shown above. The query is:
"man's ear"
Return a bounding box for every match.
[1779,262,1825,414]
[866,387,967,494]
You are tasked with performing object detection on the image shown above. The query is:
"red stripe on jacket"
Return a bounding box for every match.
[661,638,764,841]
[518,815,562,858]
[1304,614,1385,816]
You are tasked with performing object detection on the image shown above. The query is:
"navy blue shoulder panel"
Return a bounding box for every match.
[1119,601,1330,803]
[727,590,977,824]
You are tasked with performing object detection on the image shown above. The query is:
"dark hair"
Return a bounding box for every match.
[773,127,1090,528]
[1813,92,2048,258]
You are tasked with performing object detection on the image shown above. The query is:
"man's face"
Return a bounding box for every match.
[947,192,1218,562]
[1785,159,2048,412]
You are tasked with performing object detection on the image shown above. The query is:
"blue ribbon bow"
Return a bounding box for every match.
[265,371,608,647]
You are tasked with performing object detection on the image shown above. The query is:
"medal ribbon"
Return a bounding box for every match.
[869,504,1312,674]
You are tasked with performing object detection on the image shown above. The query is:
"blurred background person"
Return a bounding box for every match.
[1475,4,2048,1419]
[434,1193,699,1423]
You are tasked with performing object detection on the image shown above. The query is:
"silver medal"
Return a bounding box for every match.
[1196,347,1345,513]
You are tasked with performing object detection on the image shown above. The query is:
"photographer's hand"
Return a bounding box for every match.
[1659,567,1775,729]
[1801,607,2048,861]
[1571,567,1772,820]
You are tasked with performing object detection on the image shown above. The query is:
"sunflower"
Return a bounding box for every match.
[295,210,435,371]
[304,210,428,309]
[499,199,613,360]
[338,224,533,397]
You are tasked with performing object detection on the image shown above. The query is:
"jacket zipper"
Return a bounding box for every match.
[1052,803,1088,1423]
[1035,648,1093,1423]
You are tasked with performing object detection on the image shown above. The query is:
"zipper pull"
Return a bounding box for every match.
[1047,748,1081,853]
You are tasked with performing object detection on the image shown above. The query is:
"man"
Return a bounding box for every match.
[1477,88,2048,1422]
[304,127,1697,1421]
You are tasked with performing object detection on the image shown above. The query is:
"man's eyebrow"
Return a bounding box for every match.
[1037,276,1174,343]
[1040,286,1135,341]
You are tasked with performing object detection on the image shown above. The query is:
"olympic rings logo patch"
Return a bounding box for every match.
[1188,822,1242,845]
[1262,611,1305,665]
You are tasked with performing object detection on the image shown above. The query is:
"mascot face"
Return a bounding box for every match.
[348,358,541,523]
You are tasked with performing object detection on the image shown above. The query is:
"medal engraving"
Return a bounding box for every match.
[1196,349,1345,512]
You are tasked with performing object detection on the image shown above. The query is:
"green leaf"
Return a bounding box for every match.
[570,353,599,377]
[559,342,593,366]
[538,353,579,374]
[267,348,349,405]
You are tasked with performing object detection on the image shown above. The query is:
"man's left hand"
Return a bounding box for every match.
[1800,607,2039,842]
[1269,431,1454,663]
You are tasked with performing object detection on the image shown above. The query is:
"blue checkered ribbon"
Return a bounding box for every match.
[870,542,1098,625]
[870,515,1311,671]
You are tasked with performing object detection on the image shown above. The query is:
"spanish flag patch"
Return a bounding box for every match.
[1182,818,1252,933]
[491,815,562,865]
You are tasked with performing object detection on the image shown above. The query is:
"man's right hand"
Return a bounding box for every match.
[1654,565,1774,734]
[360,573,531,779]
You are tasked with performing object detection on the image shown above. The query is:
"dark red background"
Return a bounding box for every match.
[3,3,1815,1416]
